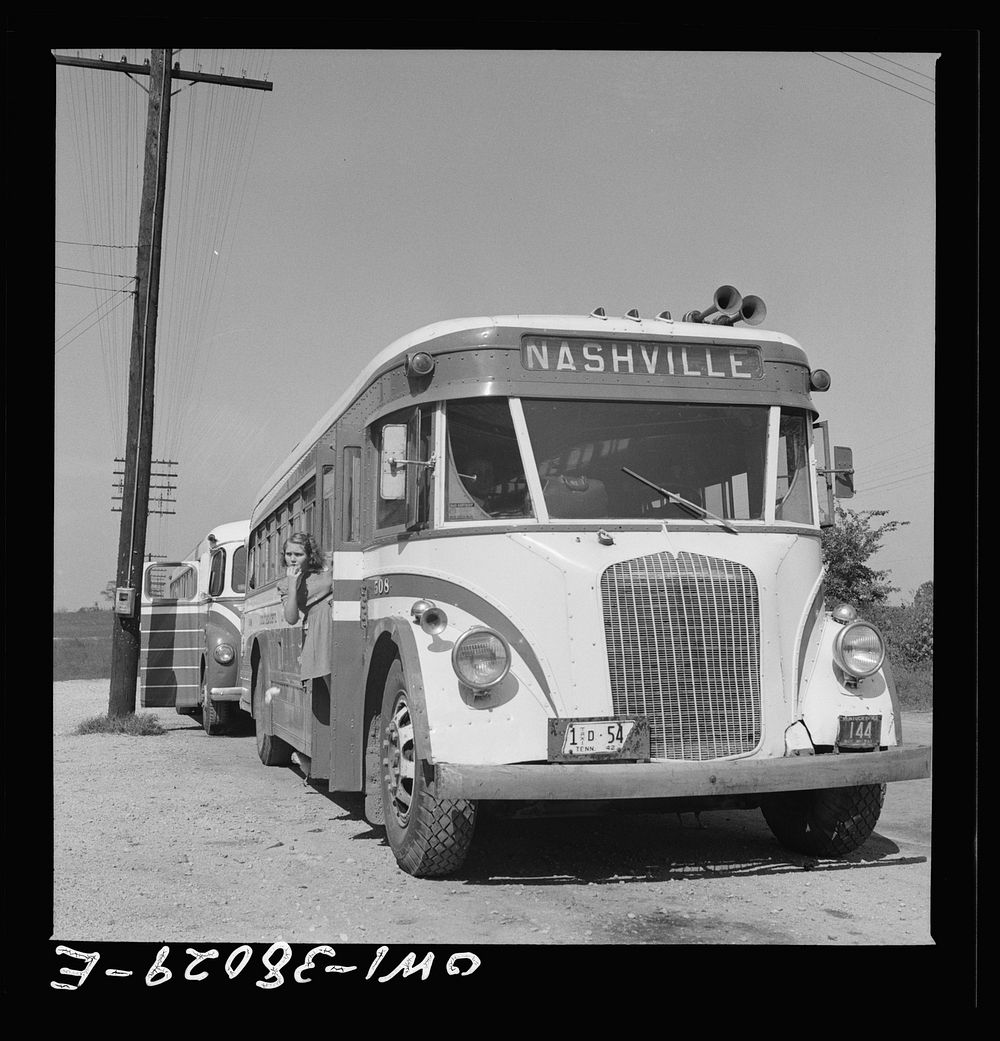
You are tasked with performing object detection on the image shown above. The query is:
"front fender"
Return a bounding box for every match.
[365,617,433,762]
[365,597,555,765]
[798,614,901,748]
[203,655,239,700]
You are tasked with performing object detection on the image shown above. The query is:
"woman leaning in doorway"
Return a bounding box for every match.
[277,531,333,710]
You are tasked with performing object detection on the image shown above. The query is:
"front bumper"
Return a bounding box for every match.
[208,685,247,702]
[431,743,931,801]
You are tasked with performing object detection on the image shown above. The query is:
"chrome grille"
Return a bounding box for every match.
[601,551,761,760]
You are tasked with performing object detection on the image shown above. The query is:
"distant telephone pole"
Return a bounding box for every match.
[54,48,272,715]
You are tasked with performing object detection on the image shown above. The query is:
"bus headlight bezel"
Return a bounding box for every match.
[451,627,511,690]
[213,642,236,665]
[832,621,886,679]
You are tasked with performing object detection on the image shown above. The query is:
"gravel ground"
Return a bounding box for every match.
[52,679,933,948]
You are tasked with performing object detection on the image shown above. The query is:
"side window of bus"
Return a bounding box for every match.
[445,399,532,521]
[297,478,316,538]
[251,523,268,589]
[343,447,361,542]
[144,562,198,601]
[208,549,226,597]
[322,464,336,549]
[374,407,430,531]
[266,520,277,582]
[231,544,247,593]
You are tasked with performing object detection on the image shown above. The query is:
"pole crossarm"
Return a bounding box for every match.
[53,54,273,91]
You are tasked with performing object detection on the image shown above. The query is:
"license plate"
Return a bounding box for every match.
[547,717,650,762]
[836,715,882,751]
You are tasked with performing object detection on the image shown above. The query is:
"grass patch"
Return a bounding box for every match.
[893,663,933,712]
[53,640,113,681]
[74,713,166,736]
[53,610,115,638]
[53,613,113,680]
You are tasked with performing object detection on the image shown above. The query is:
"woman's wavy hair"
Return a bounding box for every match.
[283,531,326,575]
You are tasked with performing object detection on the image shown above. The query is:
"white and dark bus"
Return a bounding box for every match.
[140,519,250,735]
[236,288,930,876]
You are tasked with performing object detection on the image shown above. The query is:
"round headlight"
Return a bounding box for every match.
[213,642,236,665]
[451,628,511,689]
[833,622,885,678]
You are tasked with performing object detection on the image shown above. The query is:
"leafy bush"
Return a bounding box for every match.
[889,662,933,712]
[868,581,933,669]
[821,507,908,612]
[866,582,932,710]
[74,713,166,736]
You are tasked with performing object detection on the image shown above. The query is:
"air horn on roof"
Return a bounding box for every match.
[683,286,767,327]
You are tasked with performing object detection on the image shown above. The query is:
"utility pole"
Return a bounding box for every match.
[55,49,272,716]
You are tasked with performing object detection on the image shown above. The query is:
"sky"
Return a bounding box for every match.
[53,45,943,610]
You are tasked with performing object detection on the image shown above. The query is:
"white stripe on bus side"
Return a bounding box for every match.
[331,551,364,578]
[211,603,243,630]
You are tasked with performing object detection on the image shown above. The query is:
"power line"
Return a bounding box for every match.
[56,289,131,343]
[54,291,133,355]
[56,265,134,278]
[860,445,935,475]
[55,279,131,290]
[861,462,932,485]
[853,418,934,453]
[854,469,934,495]
[55,239,137,249]
[842,52,935,94]
[862,459,935,485]
[870,53,936,82]
[812,52,935,106]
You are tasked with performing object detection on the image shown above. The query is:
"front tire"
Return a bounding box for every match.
[379,659,476,877]
[253,657,292,766]
[202,673,233,736]
[761,783,886,856]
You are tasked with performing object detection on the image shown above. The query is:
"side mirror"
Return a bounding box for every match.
[833,446,855,499]
[380,424,407,501]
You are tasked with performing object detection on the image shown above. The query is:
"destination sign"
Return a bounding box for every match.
[520,336,762,380]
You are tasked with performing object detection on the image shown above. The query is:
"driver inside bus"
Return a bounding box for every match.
[463,458,495,513]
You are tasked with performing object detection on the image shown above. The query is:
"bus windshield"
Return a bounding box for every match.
[520,399,770,522]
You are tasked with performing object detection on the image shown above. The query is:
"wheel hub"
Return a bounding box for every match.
[386,692,415,827]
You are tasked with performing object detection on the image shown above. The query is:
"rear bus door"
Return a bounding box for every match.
[139,559,203,708]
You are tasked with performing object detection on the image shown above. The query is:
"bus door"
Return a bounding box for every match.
[303,440,337,779]
[139,559,204,709]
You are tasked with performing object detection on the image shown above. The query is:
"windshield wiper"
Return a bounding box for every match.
[621,467,739,535]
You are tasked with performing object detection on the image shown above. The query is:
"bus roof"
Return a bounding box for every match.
[190,519,250,561]
[206,519,250,545]
[252,313,805,520]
